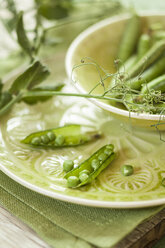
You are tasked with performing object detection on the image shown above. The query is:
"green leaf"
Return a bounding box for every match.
[9,61,50,95]
[38,3,69,20]
[0,92,22,117]
[5,0,17,15]
[0,91,13,110]
[1,17,16,33]
[22,83,64,104]
[1,0,17,34]
[16,11,33,59]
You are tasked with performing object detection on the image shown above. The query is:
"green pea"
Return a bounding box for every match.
[67,176,79,188]
[41,135,50,144]
[121,165,134,176]
[47,131,55,141]
[91,159,100,170]
[79,169,90,176]
[63,160,74,172]
[55,135,65,146]
[31,137,41,145]
[79,173,89,182]
[161,178,165,187]
[98,153,107,161]
[104,148,112,156]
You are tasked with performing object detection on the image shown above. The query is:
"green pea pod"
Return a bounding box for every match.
[21,124,101,148]
[65,144,115,188]
[141,74,165,94]
[137,34,151,60]
[152,31,165,41]
[122,54,137,71]
[150,22,164,32]
[126,55,165,90]
[126,40,165,80]
[117,14,141,62]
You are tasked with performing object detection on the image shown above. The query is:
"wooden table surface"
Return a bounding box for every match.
[0,206,49,248]
[1,203,165,248]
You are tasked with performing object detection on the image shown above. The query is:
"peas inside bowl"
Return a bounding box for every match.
[65,12,165,130]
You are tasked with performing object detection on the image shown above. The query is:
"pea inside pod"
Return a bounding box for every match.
[65,144,115,188]
[21,124,101,148]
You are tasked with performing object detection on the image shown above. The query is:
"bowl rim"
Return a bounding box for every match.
[65,11,165,122]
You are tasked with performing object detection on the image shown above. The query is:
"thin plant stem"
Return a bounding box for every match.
[44,10,112,33]
[22,90,123,102]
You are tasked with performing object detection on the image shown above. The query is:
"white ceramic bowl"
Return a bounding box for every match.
[65,12,165,130]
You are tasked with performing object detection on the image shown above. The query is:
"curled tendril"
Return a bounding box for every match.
[71,57,115,93]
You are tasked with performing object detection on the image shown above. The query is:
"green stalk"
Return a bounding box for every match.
[22,90,123,103]
[44,9,115,33]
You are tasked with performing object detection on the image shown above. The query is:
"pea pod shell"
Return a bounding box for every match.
[65,144,115,188]
[21,124,101,148]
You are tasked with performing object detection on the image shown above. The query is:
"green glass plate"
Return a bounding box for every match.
[1,32,165,208]
[1,82,165,208]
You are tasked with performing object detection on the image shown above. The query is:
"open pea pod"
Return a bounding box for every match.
[65,144,115,188]
[21,124,101,148]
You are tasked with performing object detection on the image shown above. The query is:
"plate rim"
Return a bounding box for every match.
[1,164,165,209]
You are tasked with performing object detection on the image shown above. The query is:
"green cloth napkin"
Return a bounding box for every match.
[153,236,165,248]
[0,171,164,248]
